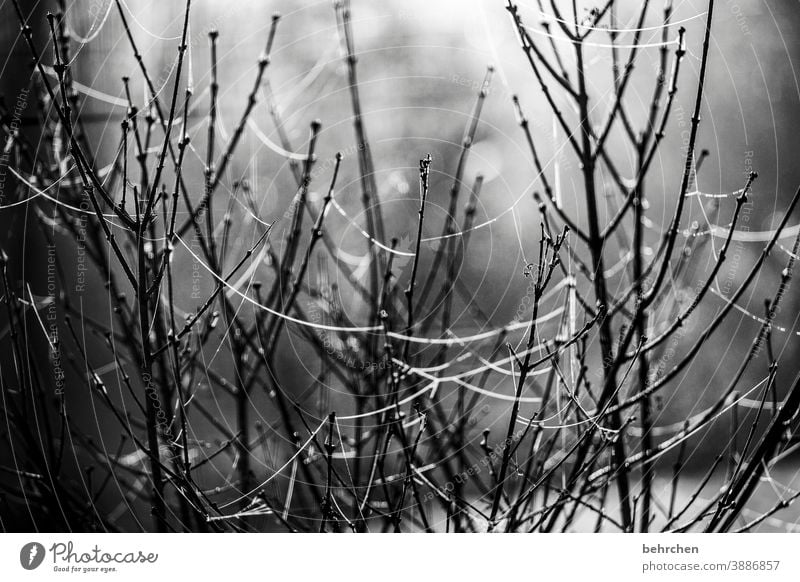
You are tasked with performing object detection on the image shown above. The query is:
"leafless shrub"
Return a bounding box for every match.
[1,0,799,533]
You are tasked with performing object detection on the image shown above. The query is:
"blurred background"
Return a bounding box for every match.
[2,0,800,530]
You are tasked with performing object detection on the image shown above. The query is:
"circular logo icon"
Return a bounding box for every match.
[20,542,46,570]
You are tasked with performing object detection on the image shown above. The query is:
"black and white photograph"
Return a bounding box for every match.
[1,0,800,579]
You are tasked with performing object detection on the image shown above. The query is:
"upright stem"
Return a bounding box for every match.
[403,154,432,363]
[574,31,632,530]
[633,147,652,532]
